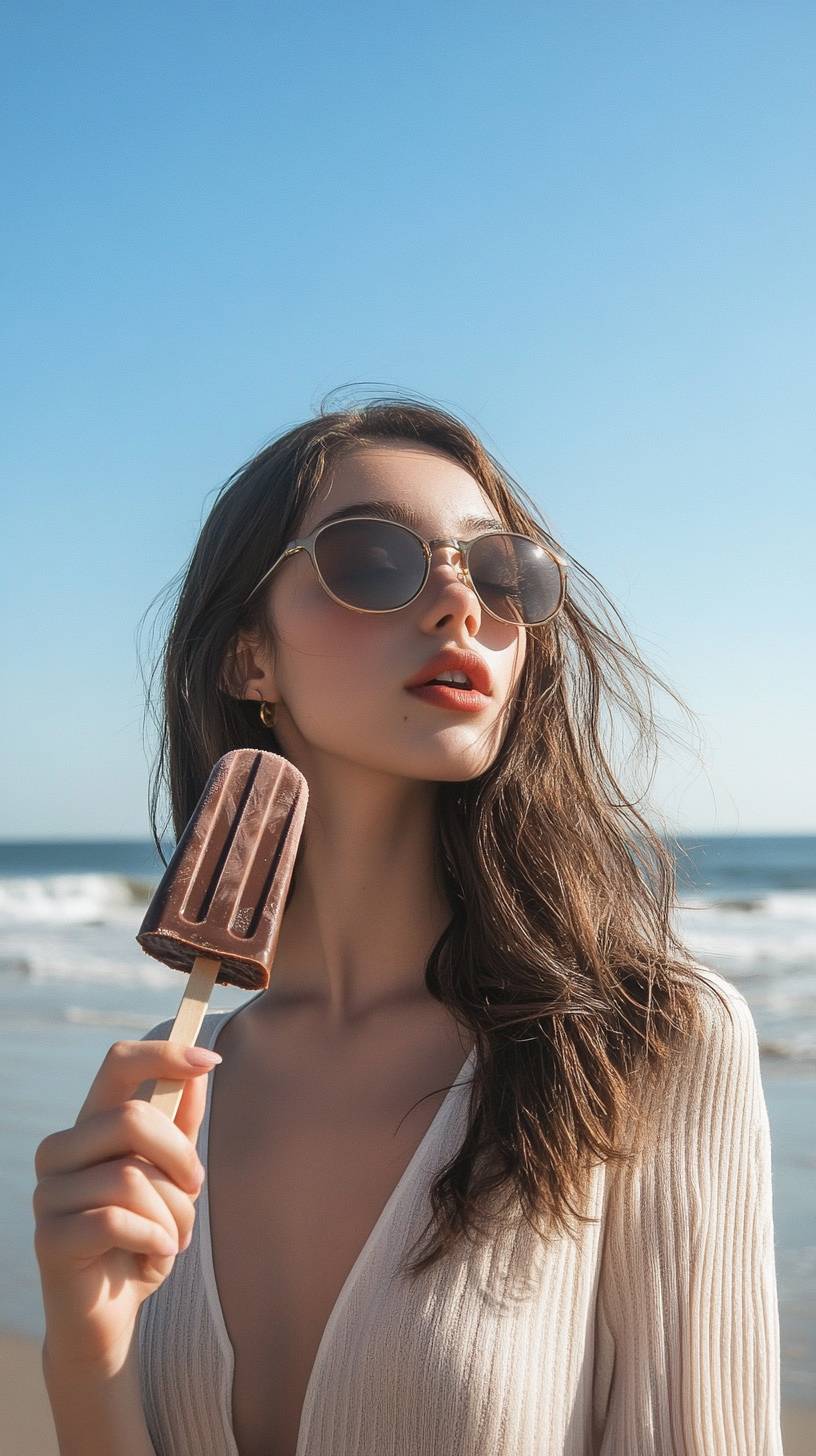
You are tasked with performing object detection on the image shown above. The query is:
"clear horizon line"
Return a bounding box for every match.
[1,828,815,846]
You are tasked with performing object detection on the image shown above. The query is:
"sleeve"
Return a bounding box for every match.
[140,1019,174,1043]
[592,974,783,1455]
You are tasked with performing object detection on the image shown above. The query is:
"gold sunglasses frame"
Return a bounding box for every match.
[243,516,568,626]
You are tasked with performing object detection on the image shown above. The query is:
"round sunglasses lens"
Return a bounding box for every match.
[314,520,426,609]
[468,534,563,623]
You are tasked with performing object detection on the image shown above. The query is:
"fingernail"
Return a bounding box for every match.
[185,1048,223,1067]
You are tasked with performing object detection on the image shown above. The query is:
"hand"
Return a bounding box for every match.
[33,1039,219,1374]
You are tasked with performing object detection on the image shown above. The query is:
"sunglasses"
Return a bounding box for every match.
[243,516,568,627]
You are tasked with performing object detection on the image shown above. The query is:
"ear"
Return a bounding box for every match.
[220,630,275,700]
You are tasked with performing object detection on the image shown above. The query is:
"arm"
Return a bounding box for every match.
[593,974,783,1455]
[35,1019,204,1456]
[42,1336,157,1456]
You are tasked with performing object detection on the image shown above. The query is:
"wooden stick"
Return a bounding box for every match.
[148,955,222,1122]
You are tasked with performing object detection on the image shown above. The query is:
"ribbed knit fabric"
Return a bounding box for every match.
[136,964,783,1454]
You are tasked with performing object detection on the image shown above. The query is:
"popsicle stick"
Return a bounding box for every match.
[149,954,222,1122]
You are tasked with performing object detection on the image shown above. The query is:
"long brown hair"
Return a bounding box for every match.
[140,387,732,1276]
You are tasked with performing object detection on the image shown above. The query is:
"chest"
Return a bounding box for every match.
[206,1044,467,1456]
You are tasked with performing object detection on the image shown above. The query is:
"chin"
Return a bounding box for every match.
[396,739,502,783]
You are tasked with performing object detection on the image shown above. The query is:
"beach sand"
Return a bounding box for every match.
[2,1328,812,1455]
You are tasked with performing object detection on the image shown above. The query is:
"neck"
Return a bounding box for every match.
[258,756,452,1027]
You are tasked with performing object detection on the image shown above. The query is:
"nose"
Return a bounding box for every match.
[419,539,481,627]
[426,538,467,576]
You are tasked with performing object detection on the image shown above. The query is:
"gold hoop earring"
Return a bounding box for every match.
[259,700,277,729]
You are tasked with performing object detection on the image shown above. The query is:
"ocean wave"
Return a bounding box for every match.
[673,896,816,969]
[2,874,813,929]
[759,1038,816,1063]
[0,927,170,987]
[0,1006,169,1031]
[0,873,156,925]
[1,875,814,1011]
[63,1005,170,1029]
[678,891,816,919]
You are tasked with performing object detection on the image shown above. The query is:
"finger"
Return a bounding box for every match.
[35,1100,204,1195]
[34,1157,199,1251]
[35,1205,180,1265]
[131,1064,208,1151]
[75,1041,221,1124]
[172,1060,211,1147]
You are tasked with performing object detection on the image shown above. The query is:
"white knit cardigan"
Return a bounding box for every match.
[137,964,783,1454]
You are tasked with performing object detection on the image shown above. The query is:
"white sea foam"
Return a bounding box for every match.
[0,873,154,925]
[764,893,816,921]
[1,873,814,1061]
[674,896,816,970]
[0,927,169,987]
[63,1005,171,1028]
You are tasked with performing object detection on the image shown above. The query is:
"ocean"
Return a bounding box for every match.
[1,834,814,1402]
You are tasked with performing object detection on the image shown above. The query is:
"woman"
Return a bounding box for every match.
[34,395,782,1455]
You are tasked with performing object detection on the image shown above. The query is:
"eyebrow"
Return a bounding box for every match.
[312,498,505,535]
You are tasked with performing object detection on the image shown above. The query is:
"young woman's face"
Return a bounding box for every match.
[251,441,527,783]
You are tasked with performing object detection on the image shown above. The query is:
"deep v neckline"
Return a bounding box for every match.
[197,998,475,1456]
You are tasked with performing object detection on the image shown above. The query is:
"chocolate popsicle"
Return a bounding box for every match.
[136,748,308,1119]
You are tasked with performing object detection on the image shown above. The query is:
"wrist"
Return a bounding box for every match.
[43,1328,135,1382]
[42,1335,156,1456]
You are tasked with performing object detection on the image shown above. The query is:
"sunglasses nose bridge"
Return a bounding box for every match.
[422,538,472,593]
[425,537,468,569]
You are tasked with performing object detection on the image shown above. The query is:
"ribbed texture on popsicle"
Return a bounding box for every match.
[137,749,308,990]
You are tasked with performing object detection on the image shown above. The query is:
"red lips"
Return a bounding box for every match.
[404,647,493,696]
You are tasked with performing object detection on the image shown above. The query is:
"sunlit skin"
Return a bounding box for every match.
[229,441,526,1028]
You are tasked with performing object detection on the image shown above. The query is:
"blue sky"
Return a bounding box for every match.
[2,2,813,837]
